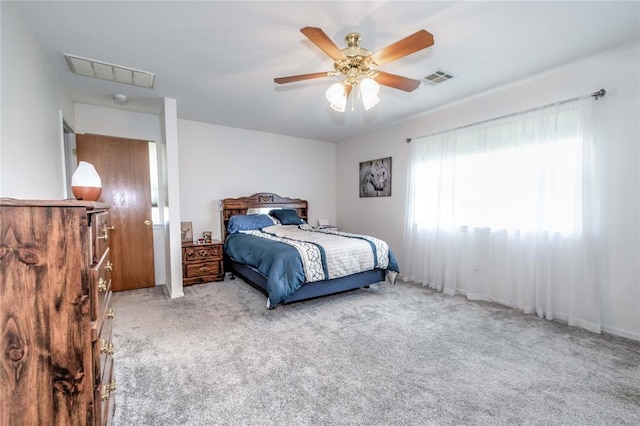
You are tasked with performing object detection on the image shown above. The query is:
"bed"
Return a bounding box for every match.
[220,193,399,308]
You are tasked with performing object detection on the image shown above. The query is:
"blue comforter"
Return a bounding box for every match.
[224,227,399,307]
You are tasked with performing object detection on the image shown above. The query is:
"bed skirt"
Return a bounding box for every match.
[229,260,386,305]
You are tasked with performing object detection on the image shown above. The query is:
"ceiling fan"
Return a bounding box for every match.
[274,27,435,112]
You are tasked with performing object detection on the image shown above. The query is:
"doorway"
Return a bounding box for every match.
[76,134,156,291]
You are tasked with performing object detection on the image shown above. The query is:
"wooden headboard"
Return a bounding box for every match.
[219,192,308,241]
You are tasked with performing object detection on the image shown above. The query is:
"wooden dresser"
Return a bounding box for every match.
[182,241,224,285]
[0,199,116,425]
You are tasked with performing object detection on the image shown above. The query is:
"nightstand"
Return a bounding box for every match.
[182,241,224,285]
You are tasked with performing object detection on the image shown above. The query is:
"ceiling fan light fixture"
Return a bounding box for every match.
[279,27,434,113]
[360,78,380,110]
[326,82,347,112]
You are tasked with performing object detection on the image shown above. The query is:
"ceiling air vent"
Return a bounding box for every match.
[64,54,155,89]
[424,69,454,86]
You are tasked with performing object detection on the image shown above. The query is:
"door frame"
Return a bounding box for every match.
[59,111,76,199]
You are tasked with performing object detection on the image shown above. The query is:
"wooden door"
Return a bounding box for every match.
[76,134,155,291]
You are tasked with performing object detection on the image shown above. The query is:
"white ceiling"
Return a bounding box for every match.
[12,1,640,143]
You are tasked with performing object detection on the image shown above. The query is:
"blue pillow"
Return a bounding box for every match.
[270,209,304,225]
[227,214,275,234]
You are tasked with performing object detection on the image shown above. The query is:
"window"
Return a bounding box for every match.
[409,106,583,235]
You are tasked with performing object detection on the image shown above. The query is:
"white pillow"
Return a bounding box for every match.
[247,207,281,215]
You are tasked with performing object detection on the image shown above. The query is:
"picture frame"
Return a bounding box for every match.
[359,157,392,197]
[181,221,193,243]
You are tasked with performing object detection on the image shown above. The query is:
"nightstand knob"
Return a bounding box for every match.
[198,249,207,256]
[105,261,113,272]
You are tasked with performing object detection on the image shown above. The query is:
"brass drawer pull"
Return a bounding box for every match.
[198,249,207,257]
[97,226,114,241]
[109,380,116,392]
[107,307,115,319]
[199,266,209,272]
[101,385,110,401]
[99,339,115,355]
[97,277,107,292]
[105,261,113,271]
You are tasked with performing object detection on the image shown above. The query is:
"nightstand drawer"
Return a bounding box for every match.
[183,244,221,262]
[184,261,221,278]
[91,248,111,322]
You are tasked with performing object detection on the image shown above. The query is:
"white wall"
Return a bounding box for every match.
[74,104,162,142]
[337,45,640,340]
[178,120,337,241]
[0,2,73,198]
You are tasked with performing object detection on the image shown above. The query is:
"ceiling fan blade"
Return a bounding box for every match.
[370,30,434,66]
[300,27,348,61]
[374,71,422,92]
[274,71,332,84]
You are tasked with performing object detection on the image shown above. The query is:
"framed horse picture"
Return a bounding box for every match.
[359,157,392,197]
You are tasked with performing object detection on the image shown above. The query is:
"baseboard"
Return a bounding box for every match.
[170,290,185,299]
[400,279,640,342]
[601,325,640,342]
[158,283,184,299]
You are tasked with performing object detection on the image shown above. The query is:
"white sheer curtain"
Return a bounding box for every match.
[403,98,604,333]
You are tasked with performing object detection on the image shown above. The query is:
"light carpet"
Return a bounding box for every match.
[112,278,640,425]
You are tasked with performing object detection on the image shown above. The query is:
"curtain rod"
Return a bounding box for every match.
[406,88,606,143]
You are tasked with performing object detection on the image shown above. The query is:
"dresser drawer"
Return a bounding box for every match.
[92,292,114,425]
[183,244,222,262]
[91,248,112,322]
[184,261,221,278]
[96,357,115,426]
[91,211,110,265]
[97,295,114,381]
[92,291,112,388]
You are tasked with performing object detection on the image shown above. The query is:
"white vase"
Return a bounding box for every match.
[71,161,102,201]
